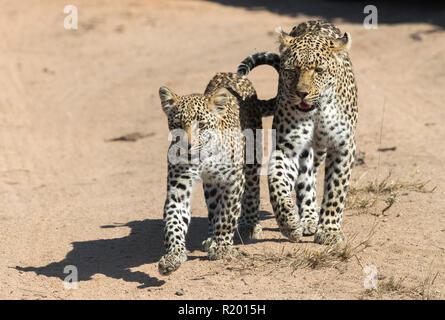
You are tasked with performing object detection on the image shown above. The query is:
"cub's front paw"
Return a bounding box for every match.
[158,250,187,275]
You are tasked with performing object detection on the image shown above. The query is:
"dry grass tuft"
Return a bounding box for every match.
[346,172,436,216]
[416,261,441,300]
[232,223,376,274]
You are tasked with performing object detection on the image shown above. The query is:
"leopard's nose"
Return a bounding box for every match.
[296,91,308,99]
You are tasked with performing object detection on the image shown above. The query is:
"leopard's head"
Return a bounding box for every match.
[159,86,233,153]
[276,26,351,112]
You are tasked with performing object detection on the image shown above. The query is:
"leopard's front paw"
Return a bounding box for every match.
[276,200,303,242]
[282,227,303,242]
[158,250,187,275]
[278,218,303,242]
[207,243,239,261]
[314,227,345,245]
[301,218,318,236]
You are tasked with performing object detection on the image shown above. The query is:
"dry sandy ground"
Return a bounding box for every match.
[0,0,444,299]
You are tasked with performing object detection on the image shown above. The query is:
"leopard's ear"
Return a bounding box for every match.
[275,26,293,53]
[208,88,231,116]
[159,86,178,115]
[330,32,352,53]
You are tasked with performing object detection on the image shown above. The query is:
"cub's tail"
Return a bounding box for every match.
[237,52,280,117]
[237,51,280,76]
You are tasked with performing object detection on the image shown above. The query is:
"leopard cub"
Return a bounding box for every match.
[158,69,277,275]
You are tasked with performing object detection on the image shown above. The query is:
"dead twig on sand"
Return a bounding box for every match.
[106,132,155,142]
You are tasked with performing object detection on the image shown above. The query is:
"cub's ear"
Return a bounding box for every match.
[159,86,178,114]
[208,88,231,116]
[330,32,352,53]
[275,26,293,53]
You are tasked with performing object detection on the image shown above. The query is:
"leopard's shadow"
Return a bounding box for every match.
[16,217,209,289]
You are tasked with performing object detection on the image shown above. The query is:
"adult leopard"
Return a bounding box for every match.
[238,20,358,244]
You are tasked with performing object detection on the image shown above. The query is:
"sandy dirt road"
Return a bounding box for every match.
[0,0,444,299]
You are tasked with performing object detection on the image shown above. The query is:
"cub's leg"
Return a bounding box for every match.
[207,167,245,260]
[314,142,355,245]
[268,149,302,242]
[238,163,262,241]
[158,165,197,275]
[202,182,222,251]
[238,127,265,240]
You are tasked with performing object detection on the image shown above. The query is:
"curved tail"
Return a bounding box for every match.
[237,52,280,76]
[237,52,280,117]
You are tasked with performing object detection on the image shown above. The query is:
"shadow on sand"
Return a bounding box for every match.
[16,211,277,288]
[16,218,208,289]
[206,0,445,29]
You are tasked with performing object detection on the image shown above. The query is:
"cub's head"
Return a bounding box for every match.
[159,86,233,151]
[275,25,351,112]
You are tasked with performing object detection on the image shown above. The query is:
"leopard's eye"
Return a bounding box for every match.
[172,113,182,124]
[315,67,324,73]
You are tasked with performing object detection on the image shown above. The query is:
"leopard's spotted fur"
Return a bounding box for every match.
[239,20,358,245]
